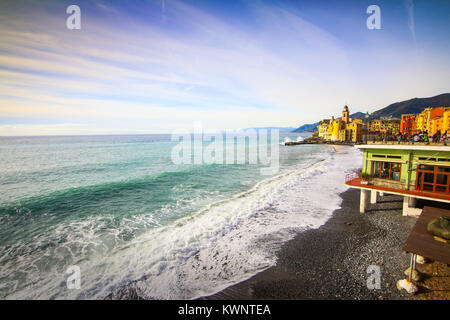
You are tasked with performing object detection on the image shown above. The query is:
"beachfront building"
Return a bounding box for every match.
[317,106,364,143]
[317,119,330,139]
[327,116,346,141]
[400,114,416,136]
[428,108,450,135]
[368,117,401,134]
[409,107,450,135]
[415,108,430,133]
[345,144,450,216]
[345,118,364,142]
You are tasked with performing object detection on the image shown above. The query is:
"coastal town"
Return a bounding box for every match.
[295,104,450,298]
[298,105,450,145]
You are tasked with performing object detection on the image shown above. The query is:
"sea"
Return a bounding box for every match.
[0,133,362,299]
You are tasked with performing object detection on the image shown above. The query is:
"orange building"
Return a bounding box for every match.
[400,114,416,135]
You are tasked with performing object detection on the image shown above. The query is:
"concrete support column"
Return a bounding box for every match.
[402,196,409,216]
[403,196,422,217]
[360,189,369,213]
[408,197,417,207]
[370,190,377,204]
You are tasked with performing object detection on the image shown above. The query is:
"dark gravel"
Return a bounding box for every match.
[202,188,418,300]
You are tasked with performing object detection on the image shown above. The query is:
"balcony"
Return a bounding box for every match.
[345,170,450,202]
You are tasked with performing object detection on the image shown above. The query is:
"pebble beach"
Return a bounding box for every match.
[203,188,420,300]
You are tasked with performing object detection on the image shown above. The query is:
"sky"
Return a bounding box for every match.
[0,0,449,135]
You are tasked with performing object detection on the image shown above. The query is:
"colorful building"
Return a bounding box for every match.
[317,119,330,139]
[415,108,431,133]
[317,105,364,142]
[409,107,450,135]
[368,117,400,134]
[400,114,416,135]
[345,144,450,216]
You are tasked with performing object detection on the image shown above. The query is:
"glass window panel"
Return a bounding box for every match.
[419,165,434,171]
[423,184,434,191]
[437,167,450,173]
[436,174,448,185]
[372,162,381,177]
[435,185,447,193]
[424,172,434,183]
[381,162,390,179]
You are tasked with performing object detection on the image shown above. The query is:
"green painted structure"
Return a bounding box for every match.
[359,145,450,192]
[345,144,450,215]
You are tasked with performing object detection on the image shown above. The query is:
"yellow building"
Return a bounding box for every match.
[444,109,450,133]
[413,107,450,135]
[415,108,431,132]
[346,119,364,142]
[368,118,400,134]
[326,116,346,141]
[429,108,450,135]
[317,119,330,139]
[317,106,364,142]
[368,120,381,133]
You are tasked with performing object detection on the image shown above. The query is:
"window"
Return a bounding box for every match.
[418,157,437,161]
[371,161,401,181]
[416,165,450,194]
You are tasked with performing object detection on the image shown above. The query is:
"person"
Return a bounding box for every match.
[423,132,429,143]
[442,131,448,144]
[418,131,424,141]
[436,129,441,143]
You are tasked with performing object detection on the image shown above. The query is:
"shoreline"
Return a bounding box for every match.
[200,188,417,300]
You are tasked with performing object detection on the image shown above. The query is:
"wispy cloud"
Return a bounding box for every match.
[0,0,448,135]
[405,0,416,46]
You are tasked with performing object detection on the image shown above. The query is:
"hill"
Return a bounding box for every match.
[367,93,450,120]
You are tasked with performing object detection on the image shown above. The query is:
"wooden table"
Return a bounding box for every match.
[402,206,450,280]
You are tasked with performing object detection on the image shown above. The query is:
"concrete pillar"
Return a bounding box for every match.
[408,197,417,207]
[403,196,422,217]
[360,189,369,213]
[370,190,377,204]
[402,196,409,216]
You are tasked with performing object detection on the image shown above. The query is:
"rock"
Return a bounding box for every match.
[403,268,421,281]
[416,255,427,264]
[396,279,418,295]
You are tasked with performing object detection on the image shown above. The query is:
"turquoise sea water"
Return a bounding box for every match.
[0,134,361,299]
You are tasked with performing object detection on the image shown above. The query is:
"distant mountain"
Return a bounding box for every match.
[348,112,366,120]
[367,93,450,120]
[292,112,365,132]
[292,122,319,133]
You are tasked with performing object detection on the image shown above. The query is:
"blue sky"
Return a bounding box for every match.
[0,0,449,135]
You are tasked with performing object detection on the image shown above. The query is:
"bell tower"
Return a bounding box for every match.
[342,105,350,124]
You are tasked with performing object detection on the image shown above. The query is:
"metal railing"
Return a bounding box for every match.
[345,173,450,200]
[344,169,361,183]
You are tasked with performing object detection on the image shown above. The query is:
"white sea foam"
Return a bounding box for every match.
[4,145,362,299]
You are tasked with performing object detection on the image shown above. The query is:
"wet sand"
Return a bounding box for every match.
[201,188,418,300]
